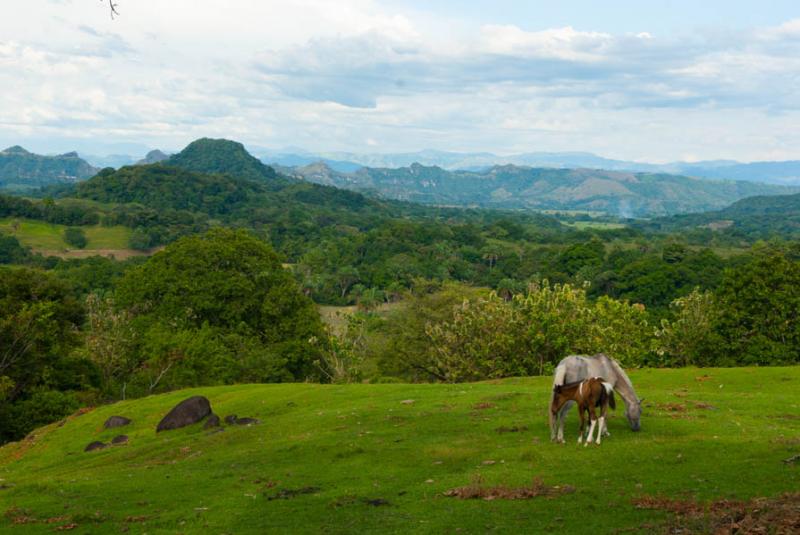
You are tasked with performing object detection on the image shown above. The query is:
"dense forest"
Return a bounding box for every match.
[1,138,799,444]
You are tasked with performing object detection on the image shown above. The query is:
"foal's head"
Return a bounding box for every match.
[550,382,581,415]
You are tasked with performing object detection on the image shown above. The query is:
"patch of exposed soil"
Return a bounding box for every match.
[632,492,800,534]
[444,476,574,501]
[495,425,529,434]
[266,486,321,500]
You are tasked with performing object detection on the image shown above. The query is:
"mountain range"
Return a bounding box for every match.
[281,161,798,217]
[3,140,800,218]
[0,146,99,191]
[259,149,800,186]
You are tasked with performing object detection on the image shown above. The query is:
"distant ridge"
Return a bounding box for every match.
[136,149,171,165]
[285,161,799,217]
[0,146,98,191]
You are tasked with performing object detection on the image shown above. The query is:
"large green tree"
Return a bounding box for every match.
[115,228,326,388]
[0,267,93,443]
[713,249,800,365]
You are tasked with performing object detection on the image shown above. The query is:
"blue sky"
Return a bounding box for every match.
[1,1,799,162]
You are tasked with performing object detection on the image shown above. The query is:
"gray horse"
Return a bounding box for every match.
[550,354,643,442]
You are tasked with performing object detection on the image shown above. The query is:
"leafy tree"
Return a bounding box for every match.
[0,267,92,443]
[713,250,800,365]
[116,228,326,385]
[654,288,719,367]
[63,227,87,249]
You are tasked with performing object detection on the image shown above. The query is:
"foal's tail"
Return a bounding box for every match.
[601,381,616,410]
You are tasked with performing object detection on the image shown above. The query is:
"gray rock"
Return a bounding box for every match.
[203,413,221,429]
[224,414,238,425]
[156,396,212,432]
[103,416,132,429]
[84,441,108,452]
[111,435,128,445]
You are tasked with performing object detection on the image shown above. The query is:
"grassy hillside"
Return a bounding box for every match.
[0,218,132,250]
[1,367,798,533]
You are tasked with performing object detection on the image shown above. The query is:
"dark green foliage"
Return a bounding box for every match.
[713,249,800,365]
[0,193,100,225]
[166,138,284,186]
[0,389,79,441]
[63,227,87,249]
[640,191,800,239]
[0,233,29,264]
[75,164,262,215]
[0,267,94,443]
[128,228,153,250]
[115,228,326,386]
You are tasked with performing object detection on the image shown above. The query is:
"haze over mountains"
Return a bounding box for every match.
[262,149,800,186]
[2,139,799,218]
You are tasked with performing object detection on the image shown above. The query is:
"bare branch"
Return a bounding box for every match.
[103,0,120,19]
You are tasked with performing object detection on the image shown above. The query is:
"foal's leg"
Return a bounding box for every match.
[596,404,606,445]
[585,405,597,447]
[577,407,585,444]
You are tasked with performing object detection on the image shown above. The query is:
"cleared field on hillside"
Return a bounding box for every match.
[0,367,798,533]
[0,218,132,251]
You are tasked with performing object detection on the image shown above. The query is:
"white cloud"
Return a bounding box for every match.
[0,1,799,161]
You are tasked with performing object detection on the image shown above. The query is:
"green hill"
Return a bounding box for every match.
[166,138,286,187]
[1,367,797,533]
[640,191,800,238]
[74,164,264,215]
[287,162,798,217]
[0,146,98,192]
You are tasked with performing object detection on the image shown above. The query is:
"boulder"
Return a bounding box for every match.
[224,414,238,425]
[103,416,132,429]
[84,441,108,452]
[111,435,129,445]
[203,413,221,429]
[156,396,212,432]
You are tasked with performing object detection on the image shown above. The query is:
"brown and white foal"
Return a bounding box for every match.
[550,377,616,446]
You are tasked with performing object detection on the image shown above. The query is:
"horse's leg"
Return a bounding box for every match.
[558,400,572,443]
[577,406,585,444]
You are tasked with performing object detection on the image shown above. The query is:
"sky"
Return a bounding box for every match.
[1,0,799,162]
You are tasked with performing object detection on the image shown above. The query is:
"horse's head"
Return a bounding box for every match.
[626,398,644,431]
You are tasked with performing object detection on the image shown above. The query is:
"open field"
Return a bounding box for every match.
[0,218,132,251]
[1,367,798,533]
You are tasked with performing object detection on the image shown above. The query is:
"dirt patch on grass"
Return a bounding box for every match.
[444,476,574,501]
[472,402,495,410]
[266,486,321,500]
[632,492,800,534]
[495,425,529,434]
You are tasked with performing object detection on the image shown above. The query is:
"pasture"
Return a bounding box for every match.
[0,367,798,533]
[0,217,132,251]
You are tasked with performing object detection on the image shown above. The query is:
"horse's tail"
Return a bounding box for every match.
[602,381,616,410]
[549,362,567,438]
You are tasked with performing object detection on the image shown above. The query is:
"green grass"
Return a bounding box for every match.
[1,367,798,533]
[0,218,131,250]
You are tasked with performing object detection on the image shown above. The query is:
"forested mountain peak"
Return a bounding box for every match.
[166,138,283,185]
